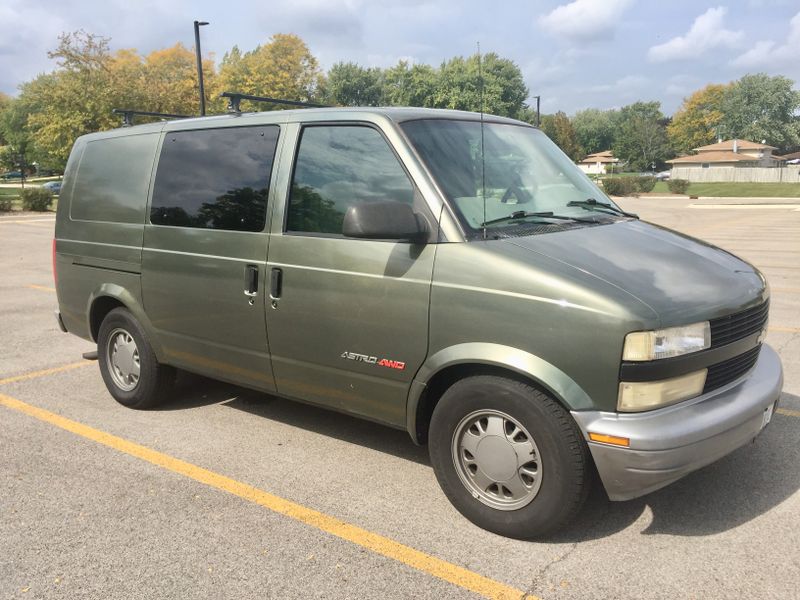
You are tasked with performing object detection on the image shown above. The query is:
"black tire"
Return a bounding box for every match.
[428,375,590,539]
[97,307,175,409]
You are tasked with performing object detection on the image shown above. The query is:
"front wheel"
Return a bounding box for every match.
[97,307,175,409]
[428,375,591,539]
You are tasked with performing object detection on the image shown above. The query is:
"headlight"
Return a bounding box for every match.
[618,369,707,412]
[622,322,710,361]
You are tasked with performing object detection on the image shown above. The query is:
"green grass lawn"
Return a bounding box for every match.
[651,181,800,197]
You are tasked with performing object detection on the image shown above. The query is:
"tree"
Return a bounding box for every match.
[0,92,12,145]
[216,34,324,108]
[433,53,528,118]
[572,108,618,156]
[12,31,219,169]
[667,84,729,154]
[23,31,119,167]
[539,112,583,160]
[325,62,383,106]
[612,101,670,171]
[552,112,583,161]
[382,61,437,107]
[720,73,800,151]
[143,44,215,115]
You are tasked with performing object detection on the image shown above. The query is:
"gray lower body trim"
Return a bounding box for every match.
[55,310,68,333]
[572,344,783,501]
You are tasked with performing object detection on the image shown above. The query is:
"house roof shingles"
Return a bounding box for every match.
[694,139,776,152]
[579,150,618,164]
[667,151,764,164]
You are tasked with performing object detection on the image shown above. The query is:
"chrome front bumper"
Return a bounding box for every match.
[571,344,783,501]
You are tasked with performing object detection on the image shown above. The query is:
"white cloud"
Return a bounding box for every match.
[731,11,800,68]
[587,75,649,95]
[538,0,635,41]
[648,6,743,62]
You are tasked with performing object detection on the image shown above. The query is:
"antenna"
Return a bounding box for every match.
[478,42,487,240]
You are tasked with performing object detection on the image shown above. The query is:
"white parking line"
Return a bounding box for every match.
[688,204,800,210]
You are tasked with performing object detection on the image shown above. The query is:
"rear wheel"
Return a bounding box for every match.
[97,307,175,409]
[429,375,590,539]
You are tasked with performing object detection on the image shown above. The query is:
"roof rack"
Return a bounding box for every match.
[112,109,192,127]
[220,91,329,114]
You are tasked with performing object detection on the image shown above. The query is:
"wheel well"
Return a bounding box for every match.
[413,363,567,444]
[89,296,125,341]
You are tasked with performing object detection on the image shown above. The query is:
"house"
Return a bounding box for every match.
[667,139,781,169]
[775,151,800,165]
[577,150,619,175]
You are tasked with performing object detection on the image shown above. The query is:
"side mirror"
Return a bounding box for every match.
[342,201,429,242]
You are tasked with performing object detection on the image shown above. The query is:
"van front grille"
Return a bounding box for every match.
[703,345,761,394]
[709,300,769,348]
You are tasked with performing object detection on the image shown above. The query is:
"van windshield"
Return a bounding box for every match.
[401,119,627,239]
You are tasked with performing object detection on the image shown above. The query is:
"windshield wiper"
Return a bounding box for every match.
[567,198,638,218]
[481,210,596,227]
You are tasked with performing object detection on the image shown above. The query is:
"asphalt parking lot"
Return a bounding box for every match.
[1,197,798,600]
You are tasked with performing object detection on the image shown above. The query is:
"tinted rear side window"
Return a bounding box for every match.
[286,125,414,235]
[71,133,160,223]
[151,125,279,231]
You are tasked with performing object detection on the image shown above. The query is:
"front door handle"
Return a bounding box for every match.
[244,264,258,298]
[270,268,283,300]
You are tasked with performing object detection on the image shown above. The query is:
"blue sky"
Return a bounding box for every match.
[1,0,798,115]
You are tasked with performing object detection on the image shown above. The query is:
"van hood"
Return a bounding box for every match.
[506,220,767,326]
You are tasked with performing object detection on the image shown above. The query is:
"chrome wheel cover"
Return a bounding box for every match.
[106,328,140,392]
[451,409,543,511]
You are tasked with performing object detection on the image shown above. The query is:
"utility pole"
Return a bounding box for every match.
[194,20,209,116]
[532,95,541,127]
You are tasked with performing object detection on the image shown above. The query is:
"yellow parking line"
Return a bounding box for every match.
[0,361,93,386]
[777,408,800,418]
[27,284,56,293]
[770,326,800,334]
[0,392,530,600]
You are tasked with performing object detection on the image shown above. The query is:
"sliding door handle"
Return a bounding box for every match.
[244,264,258,298]
[270,268,283,300]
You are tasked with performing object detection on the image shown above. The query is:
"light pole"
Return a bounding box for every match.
[194,20,209,116]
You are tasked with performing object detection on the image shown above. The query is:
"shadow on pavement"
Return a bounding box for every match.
[156,372,799,539]
[154,371,430,465]
[548,390,800,541]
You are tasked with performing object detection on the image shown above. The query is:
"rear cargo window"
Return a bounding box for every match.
[151,125,279,232]
[71,133,160,223]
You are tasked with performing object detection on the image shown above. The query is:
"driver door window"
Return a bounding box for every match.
[286,125,415,235]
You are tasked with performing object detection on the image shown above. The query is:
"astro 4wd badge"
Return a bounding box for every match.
[340,351,406,371]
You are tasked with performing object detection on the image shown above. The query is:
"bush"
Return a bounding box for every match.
[0,196,13,212]
[667,178,690,194]
[20,188,53,211]
[600,177,638,196]
[635,176,656,193]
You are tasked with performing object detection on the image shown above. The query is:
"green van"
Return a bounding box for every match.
[54,107,783,538]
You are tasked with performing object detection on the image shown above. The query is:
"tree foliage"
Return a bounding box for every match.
[667,84,729,154]
[612,101,670,171]
[382,61,437,107]
[217,34,324,108]
[325,62,384,106]
[719,73,800,151]
[572,108,619,156]
[540,111,582,160]
[0,92,12,145]
[433,53,528,118]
